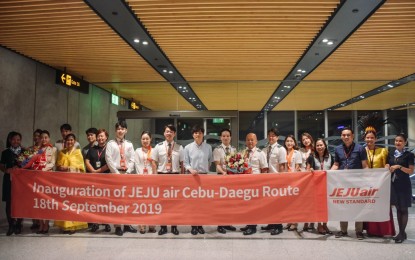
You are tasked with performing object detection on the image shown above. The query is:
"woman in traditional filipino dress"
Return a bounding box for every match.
[54,133,88,234]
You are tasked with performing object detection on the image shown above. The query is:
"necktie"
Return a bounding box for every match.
[167,143,172,161]
[267,145,271,163]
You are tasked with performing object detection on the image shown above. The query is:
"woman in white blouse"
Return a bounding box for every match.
[134,131,156,234]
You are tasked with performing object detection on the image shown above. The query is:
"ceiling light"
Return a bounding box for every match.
[162,69,167,73]
[297,69,302,72]
[133,39,140,43]
[360,95,364,99]
[327,41,334,45]
[387,84,393,88]
[142,41,148,45]
[322,39,328,43]
[168,71,173,74]
[301,70,306,73]
[178,86,182,89]
[284,85,291,88]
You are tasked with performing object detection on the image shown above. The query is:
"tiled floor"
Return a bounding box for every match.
[0,209,414,260]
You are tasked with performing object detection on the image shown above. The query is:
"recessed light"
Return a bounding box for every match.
[168,71,173,74]
[297,69,302,72]
[134,39,140,43]
[327,41,334,45]
[142,41,148,45]
[388,84,393,88]
[322,39,328,43]
[284,85,291,88]
[178,86,182,89]
[301,70,306,73]
[162,69,167,73]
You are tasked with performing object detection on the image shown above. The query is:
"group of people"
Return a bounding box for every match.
[0,120,413,243]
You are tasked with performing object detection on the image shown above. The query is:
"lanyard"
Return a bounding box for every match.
[97,145,106,160]
[318,156,325,170]
[366,147,376,169]
[287,149,294,172]
[343,143,355,169]
[142,147,152,167]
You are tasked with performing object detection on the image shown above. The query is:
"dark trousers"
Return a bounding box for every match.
[6,199,22,227]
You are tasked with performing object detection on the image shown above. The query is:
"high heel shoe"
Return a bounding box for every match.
[394,233,404,243]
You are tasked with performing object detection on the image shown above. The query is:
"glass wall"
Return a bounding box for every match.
[356,110,384,147]
[239,112,264,149]
[297,111,325,141]
[327,110,353,152]
[387,109,408,146]
[267,111,294,146]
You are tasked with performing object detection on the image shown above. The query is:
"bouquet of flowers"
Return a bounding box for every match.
[17,146,41,168]
[225,151,251,174]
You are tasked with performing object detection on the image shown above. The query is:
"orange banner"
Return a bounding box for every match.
[12,169,327,225]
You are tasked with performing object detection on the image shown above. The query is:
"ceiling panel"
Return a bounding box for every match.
[338,81,415,110]
[307,0,415,82]
[275,81,388,110]
[99,82,195,111]
[129,0,339,81]
[0,0,414,112]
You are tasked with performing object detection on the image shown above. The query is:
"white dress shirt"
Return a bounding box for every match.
[246,147,268,174]
[151,141,184,173]
[263,143,287,173]
[213,144,236,172]
[134,147,154,174]
[105,138,135,174]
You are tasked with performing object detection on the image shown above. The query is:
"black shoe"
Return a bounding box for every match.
[224,225,236,231]
[217,226,226,234]
[394,233,405,243]
[171,226,179,235]
[123,225,138,233]
[158,226,168,235]
[191,226,198,235]
[270,229,283,235]
[104,224,111,232]
[197,226,205,234]
[261,224,273,231]
[240,225,249,232]
[356,231,364,240]
[243,228,257,235]
[14,225,22,235]
[30,223,40,230]
[115,227,123,236]
[335,231,348,238]
[90,224,99,232]
[6,226,14,236]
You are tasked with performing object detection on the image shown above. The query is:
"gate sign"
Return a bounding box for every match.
[55,70,89,94]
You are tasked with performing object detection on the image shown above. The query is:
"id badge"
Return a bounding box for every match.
[96,161,101,168]
[166,162,172,172]
[143,167,148,174]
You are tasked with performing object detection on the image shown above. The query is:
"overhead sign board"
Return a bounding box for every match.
[129,101,141,110]
[212,118,224,124]
[55,70,89,94]
[111,94,119,106]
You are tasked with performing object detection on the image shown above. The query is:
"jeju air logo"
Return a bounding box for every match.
[329,187,379,197]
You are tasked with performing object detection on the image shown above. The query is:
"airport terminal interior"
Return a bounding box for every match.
[0,0,415,259]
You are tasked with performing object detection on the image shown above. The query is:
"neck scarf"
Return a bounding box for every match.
[394,149,406,158]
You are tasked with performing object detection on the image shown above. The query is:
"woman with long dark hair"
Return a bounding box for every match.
[306,138,333,235]
[385,134,414,243]
[0,131,24,236]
